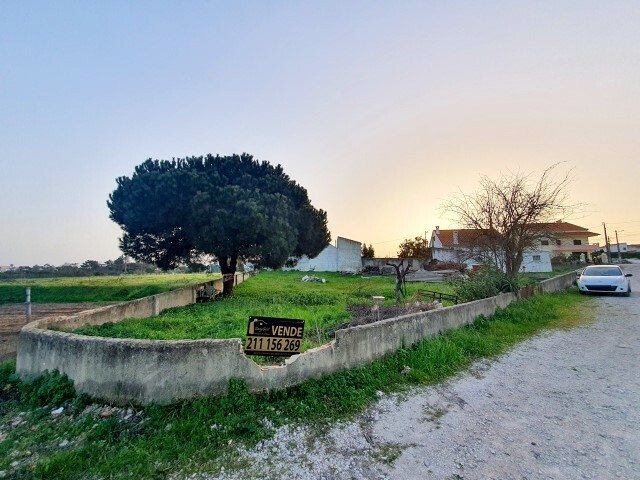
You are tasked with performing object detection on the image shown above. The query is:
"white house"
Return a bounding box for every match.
[518,252,553,273]
[533,221,600,260]
[607,242,628,254]
[429,226,552,273]
[291,236,362,273]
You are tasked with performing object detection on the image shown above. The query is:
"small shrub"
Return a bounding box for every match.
[0,359,17,388]
[426,261,466,272]
[0,360,20,405]
[449,265,519,302]
[283,258,299,268]
[551,254,569,265]
[19,369,77,408]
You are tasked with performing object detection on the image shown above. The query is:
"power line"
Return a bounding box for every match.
[606,220,640,225]
[373,232,430,245]
[373,237,412,245]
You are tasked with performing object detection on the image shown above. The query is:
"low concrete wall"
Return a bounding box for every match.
[39,288,196,332]
[537,270,577,294]
[16,271,577,405]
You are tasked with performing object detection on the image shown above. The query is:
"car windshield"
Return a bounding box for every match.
[582,266,623,277]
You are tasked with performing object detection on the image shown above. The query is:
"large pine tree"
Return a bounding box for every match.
[108,153,331,295]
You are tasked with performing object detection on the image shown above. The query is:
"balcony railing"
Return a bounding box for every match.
[551,244,600,252]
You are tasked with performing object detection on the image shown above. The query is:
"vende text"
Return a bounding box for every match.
[272,325,303,338]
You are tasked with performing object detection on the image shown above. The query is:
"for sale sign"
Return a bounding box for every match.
[244,316,305,356]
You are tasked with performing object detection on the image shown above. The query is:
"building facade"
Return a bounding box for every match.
[291,236,362,273]
[534,221,599,259]
[429,226,552,273]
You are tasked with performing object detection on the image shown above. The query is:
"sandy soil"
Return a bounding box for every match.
[0,303,111,361]
[203,264,640,480]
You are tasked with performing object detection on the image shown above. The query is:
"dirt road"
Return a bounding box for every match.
[210,264,640,480]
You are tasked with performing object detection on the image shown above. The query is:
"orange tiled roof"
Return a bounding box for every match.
[433,229,491,248]
[536,221,599,237]
[433,221,599,248]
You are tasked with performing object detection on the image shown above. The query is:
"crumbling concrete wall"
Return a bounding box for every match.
[16,271,577,405]
[290,236,362,272]
[336,237,362,272]
[296,245,338,272]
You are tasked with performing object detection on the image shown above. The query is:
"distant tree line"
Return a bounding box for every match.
[0,256,167,279]
[361,243,375,258]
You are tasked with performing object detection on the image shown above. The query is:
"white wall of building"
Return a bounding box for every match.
[519,251,552,273]
[291,237,362,273]
[432,247,552,273]
[362,258,423,270]
[608,243,628,254]
[432,248,457,263]
[296,245,338,272]
[336,237,362,272]
[431,248,479,269]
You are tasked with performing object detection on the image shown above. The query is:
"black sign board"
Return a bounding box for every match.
[244,316,305,356]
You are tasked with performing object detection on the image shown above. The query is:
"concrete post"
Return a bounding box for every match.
[152,296,159,316]
[26,287,32,321]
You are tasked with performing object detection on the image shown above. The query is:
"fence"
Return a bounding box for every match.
[417,289,459,304]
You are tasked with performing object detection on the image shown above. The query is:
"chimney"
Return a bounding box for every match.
[435,226,440,234]
[453,231,459,245]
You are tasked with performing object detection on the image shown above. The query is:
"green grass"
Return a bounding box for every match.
[70,271,454,349]
[0,289,591,479]
[521,265,580,282]
[0,273,217,305]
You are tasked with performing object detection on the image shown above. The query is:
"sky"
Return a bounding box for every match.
[1,1,639,265]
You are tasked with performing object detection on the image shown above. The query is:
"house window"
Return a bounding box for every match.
[556,239,562,246]
[573,239,582,246]
[541,240,549,246]
[533,255,541,262]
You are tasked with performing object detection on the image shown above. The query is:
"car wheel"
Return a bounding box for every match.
[624,287,631,297]
[579,290,586,295]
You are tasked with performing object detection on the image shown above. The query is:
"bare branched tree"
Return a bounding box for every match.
[386,259,412,305]
[442,164,576,278]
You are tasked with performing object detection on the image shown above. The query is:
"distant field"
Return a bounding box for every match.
[0,273,217,305]
[72,271,455,349]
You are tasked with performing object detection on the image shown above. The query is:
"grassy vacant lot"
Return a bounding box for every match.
[0,290,590,479]
[70,272,454,349]
[0,273,215,305]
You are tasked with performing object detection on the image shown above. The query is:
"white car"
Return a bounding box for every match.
[576,265,632,296]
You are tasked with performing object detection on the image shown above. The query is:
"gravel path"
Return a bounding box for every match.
[202,265,640,480]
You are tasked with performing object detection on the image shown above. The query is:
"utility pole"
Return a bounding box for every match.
[615,230,623,263]
[602,222,612,262]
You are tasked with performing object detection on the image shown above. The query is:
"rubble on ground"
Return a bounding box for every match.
[338,300,442,330]
[301,275,326,283]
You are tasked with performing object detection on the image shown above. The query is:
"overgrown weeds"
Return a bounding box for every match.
[18,370,81,409]
[0,290,590,479]
[70,272,454,350]
[448,265,526,302]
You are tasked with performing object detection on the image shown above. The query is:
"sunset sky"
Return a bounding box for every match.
[1,1,639,265]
